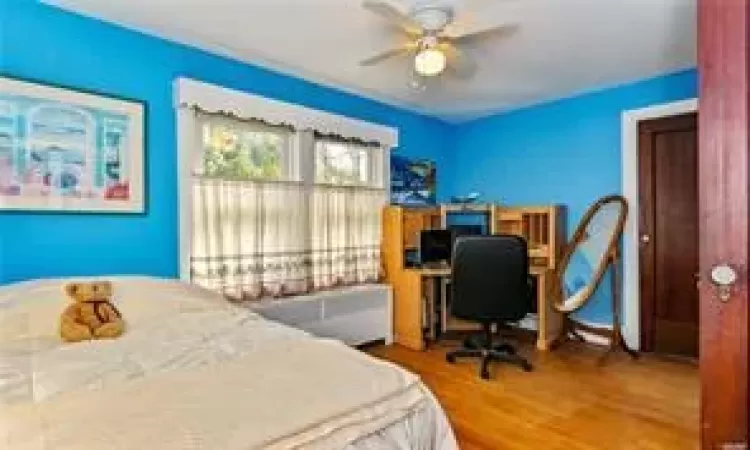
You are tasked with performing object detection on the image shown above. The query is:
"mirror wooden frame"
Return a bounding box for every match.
[551,194,638,362]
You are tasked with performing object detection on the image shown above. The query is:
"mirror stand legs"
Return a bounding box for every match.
[599,251,639,364]
[552,252,639,364]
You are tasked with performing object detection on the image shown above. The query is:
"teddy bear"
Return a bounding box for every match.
[59,281,125,343]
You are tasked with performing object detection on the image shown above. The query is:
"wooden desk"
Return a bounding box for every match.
[397,265,562,351]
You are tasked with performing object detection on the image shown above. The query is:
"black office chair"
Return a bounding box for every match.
[446,235,533,380]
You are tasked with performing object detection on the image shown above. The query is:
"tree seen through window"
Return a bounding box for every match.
[315,141,368,185]
[202,124,283,180]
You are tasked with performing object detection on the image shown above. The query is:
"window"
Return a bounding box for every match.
[187,112,387,302]
[311,136,384,289]
[199,116,294,181]
[315,137,382,187]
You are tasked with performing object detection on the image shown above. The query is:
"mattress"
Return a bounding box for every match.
[0,277,457,449]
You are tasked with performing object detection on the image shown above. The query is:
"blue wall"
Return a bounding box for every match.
[0,2,699,326]
[450,69,698,323]
[0,1,453,284]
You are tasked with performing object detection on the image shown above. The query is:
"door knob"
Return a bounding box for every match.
[710,264,738,302]
[640,234,651,244]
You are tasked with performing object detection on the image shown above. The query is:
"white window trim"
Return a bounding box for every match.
[175,78,398,147]
[177,107,199,280]
[175,79,397,281]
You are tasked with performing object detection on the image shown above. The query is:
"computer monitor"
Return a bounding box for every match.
[419,230,453,265]
[449,224,484,238]
[450,225,484,252]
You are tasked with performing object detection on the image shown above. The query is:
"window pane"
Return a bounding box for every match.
[315,140,369,185]
[201,123,284,180]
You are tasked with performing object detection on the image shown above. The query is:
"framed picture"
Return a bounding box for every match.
[0,76,145,213]
[390,154,436,205]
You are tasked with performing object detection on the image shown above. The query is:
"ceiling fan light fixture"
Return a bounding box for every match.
[414,47,446,77]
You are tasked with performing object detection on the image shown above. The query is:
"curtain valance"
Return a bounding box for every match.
[175,78,398,148]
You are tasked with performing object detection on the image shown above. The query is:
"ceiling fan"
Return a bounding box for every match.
[360,0,518,88]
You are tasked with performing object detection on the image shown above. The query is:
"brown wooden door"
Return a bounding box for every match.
[698,0,749,446]
[638,113,699,358]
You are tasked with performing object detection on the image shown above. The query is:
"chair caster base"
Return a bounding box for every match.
[446,343,532,380]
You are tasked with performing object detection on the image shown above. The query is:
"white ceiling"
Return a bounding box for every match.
[45,0,697,122]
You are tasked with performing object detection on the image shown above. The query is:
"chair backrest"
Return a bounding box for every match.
[451,235,530,323]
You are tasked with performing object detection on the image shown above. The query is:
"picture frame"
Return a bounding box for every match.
[390,154,436,205]
[0,76,145,213]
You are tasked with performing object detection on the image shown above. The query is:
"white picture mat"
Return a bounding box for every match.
[0,76,144,213]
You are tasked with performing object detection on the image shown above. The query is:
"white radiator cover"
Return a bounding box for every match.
[249,284,393,346]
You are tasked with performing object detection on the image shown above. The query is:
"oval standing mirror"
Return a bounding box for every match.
[556,195,628,313]
[552,195,637,362]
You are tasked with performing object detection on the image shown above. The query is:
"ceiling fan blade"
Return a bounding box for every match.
[359,46,412,66]
[362,0,422,34]
[441,43,477,79]
[448,24,519,45]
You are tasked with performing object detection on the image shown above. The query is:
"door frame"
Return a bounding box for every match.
[621,98,698,350]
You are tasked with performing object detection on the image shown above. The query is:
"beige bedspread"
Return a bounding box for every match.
[0,277,456,450]
[3,337,426,450]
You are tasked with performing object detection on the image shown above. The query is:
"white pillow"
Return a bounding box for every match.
[111,276,237,324]
[0,279,72,343]
[0,276,237,343]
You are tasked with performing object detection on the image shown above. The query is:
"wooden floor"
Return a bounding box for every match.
[368,340,698,450]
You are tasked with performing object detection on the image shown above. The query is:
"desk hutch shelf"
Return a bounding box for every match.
[492,205,566,270]
[382,203,566,351]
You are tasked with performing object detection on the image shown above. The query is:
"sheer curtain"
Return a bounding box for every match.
[312,136,385,288]
[311,187,383,289]
[189,112,311,300]
[188,111,386,302]
[191,179,310,301]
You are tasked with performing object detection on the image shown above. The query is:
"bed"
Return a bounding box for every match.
[0,277,458,449]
